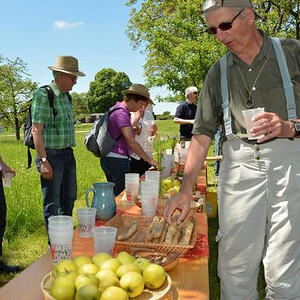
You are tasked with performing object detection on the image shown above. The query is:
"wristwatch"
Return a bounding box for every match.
[291,120,300,137]
[41,157,47,163]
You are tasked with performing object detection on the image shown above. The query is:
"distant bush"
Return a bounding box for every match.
[156,111,174,120]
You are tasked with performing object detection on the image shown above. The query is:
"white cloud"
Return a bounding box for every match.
[53,20,84,29]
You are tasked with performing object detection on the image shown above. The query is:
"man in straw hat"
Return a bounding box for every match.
[31,56,85,237]
[165,1,300,298]
[100,83,158,196]
[174,86,198,141]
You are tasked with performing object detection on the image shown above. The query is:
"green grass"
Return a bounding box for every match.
[0,120,265,299]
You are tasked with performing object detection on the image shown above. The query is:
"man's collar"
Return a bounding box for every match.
[49,81,65,97]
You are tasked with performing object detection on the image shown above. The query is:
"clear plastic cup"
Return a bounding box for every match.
[49,229,74,263]
[242,107,265,140]
[145,170,160,182]
[2,172,13,188]
[141,181,159,218]
[125,173,139,202]
[161,154,174,179]
[77,207,97,238]
[92,226,117,255]
[48,215,74,226]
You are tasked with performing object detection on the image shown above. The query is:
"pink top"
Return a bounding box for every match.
[108,102,134,156]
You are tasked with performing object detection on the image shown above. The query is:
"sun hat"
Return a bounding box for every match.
[185,86,198,98]
[122,83,154,105]
[48,56,85,77]
[202,0,262,19]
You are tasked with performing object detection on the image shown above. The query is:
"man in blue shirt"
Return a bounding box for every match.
[174,86,198,141]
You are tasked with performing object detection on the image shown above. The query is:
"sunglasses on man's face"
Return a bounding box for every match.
[206,9,244,35]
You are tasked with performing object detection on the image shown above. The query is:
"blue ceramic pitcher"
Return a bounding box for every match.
[85,182,116,221]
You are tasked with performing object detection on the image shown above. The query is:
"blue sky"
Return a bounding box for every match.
[0,0,178,114]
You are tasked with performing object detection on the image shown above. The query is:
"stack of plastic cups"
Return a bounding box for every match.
[125,173,140,204]
[145,170,160,194]
[161,152,175,179]
[48,215,74,263]
[141,180,159,222]
[77,207,97,238]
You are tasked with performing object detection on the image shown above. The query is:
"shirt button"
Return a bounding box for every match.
[249,68,252,72]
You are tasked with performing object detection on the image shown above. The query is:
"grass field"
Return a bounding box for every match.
[0,120,265,299]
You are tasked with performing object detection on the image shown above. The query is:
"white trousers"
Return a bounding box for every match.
[217,136,300,300]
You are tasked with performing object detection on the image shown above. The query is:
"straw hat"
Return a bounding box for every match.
[202,0,262,19]
[122,83,154,105]
[48,56,85,77]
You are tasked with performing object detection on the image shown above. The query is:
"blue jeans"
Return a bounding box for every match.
[35,148,77,230]
[100,157,130,196]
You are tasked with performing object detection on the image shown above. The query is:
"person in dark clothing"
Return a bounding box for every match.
[0,155,19,273]
[174,86,198,141]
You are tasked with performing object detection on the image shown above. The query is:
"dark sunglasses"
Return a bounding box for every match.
[206,9,244,35]
[193,92,199,95]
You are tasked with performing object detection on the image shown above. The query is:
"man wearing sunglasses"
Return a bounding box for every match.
[165,0,300,299]
[174,86,199,141]
[31,56,85,241]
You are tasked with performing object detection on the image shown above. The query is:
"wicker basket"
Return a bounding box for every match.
[41,271,173,300]
[106,214,197,256]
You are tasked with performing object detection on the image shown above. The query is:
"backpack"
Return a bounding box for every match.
[85,106,127,158]
[24,85,71,169]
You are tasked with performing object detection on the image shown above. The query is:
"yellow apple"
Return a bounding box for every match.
[173,179,181,187]
[75,273,99,290]
[50,274,75,300]
[73,256,92,268]
[76,284,101,300]
[98,276,120,293]
[100,258,121,273]
[143,263,166,289]
[116,251,135,265]
[161,178,173,190]
[92,253,112,267]
[54,259,77,275]
[120,271,144,298]
[95,269,117,282]
[116,263,141,278]
[100,286,128,300]
[78,263,99,275]
[58,270,77,283]
[134,257,151,271]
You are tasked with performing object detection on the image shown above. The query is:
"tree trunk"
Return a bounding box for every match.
[14,115,20,141]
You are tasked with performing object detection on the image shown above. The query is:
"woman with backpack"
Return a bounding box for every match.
[100,83,158,196]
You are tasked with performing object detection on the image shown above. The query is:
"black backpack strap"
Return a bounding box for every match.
[40,85,56,116]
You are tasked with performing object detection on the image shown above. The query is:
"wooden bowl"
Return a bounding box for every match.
[132,249,180,271]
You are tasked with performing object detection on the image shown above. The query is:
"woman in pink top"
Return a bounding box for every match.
[100,83,158,196]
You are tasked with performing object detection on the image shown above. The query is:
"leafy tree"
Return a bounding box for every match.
[0,57,37,140]
[71,92,89,116]
[87,68,132,113]
[126,0,300,101]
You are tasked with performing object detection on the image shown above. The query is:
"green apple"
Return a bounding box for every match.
[76,284,101,300]
[50,274,75,300]
[143,263,166,289]
[95,269,117,282]
[98,276,120,293]
[173,179,181,187]
[92,253,112,267]
[116,263,141,278]
[100,286,129,300]
[75,273,99,290]
[100,258,121,273]
[161,178,173,190]
[59,270,77,283]
[120,271,144,298]
[116,251,135,265]
[134,257,151,271]
[73,256,92,268]
[78,263,99,275]
[54,259,77,275]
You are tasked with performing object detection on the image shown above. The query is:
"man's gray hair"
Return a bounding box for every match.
[185,86,198,98]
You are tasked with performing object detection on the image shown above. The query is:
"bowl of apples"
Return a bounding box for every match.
[41,251,172,300]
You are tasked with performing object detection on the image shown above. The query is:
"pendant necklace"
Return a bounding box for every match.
[237,47,272,109]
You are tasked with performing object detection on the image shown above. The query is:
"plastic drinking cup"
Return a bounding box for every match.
[2,172,13,188]
[92,226,117,255]
[49,229,74,263]
[125,173,139,202]
[145,170,160,182]
[48,215,74,226]
[77,207,97,238]
[242,107,265,140]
